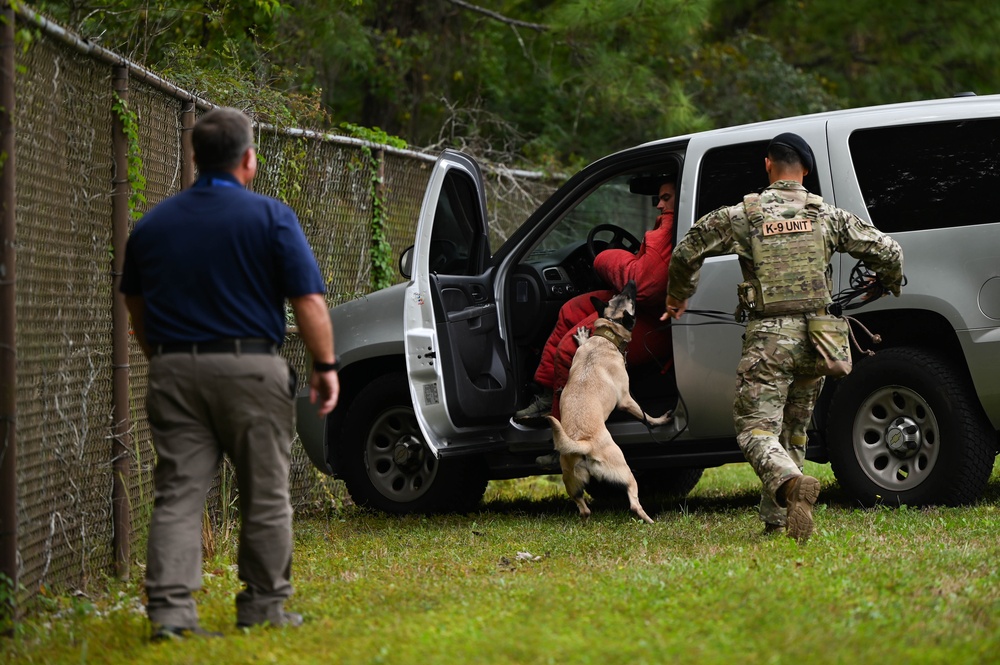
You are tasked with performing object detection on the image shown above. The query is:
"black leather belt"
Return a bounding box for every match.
[154,339,277,355]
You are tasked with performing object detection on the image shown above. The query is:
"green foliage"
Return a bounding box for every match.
[0,572,15,635]
[706,0,1000,107]
[684,32,841,129]
[37,0,290,70]
[111,93,146,220]
[34,0,1000,169]
[157,41,327,128]
[272,137,308,204]
[516,0,714,162]
[340,122,408,150]
[38,0,327,128]
[340,122,408,290]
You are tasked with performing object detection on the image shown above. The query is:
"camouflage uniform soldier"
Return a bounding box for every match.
[661,133,903,543]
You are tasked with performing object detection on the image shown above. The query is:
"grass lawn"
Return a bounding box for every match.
[4,461,1000,664]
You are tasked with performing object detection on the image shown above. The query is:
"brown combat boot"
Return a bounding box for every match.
[783,475,820,544]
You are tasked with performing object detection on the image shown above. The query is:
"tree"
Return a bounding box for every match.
[261,0,716,165]
[34,0,1000,167]
[681,32,840,129]
[706,0,1000,107]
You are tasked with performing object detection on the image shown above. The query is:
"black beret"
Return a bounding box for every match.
[628,173,675,196]
[768,132,815,173]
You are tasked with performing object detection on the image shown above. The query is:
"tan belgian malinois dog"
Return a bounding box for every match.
[547,280,672,523]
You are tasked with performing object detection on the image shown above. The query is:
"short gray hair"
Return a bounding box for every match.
[192,107,254,172]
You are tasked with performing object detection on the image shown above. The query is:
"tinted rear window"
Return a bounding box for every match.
[697,140,822,219]
[849,118,1000,233]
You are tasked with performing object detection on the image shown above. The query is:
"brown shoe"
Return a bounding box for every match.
[783,475,820,544]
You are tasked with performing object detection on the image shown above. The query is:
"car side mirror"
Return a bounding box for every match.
[399,245,414,279]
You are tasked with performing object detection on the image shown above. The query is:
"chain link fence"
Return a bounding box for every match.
[4,7,564,611]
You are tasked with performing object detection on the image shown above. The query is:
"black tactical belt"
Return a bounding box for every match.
[154,338,277,355]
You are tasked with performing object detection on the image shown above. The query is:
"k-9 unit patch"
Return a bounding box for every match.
[763,219,813,236]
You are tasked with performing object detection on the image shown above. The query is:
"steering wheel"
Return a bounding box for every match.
[586,223,642,261]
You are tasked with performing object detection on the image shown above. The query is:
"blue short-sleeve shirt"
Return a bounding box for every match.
[120,172,325,345]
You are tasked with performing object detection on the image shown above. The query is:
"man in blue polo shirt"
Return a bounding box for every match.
[120,107,338,641]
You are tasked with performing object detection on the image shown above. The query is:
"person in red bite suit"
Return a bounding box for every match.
[514,174,677,423]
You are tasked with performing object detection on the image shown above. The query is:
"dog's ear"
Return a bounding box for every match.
[590,295,608,317]
[621,310,636,331]
[623,280,637,300]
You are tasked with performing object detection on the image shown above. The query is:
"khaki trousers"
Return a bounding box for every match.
[144,351,295,627]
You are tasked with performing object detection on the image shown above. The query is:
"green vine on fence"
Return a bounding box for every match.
[0,571,15,635]
[112,92,147,220]
[273,136,307,205]
[341,122,406,291]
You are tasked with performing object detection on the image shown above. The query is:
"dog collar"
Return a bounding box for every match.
[593,325,629,357]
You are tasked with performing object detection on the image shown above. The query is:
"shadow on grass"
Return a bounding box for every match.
[317,463,1000,522]
[480,471,1000,519]
[481,483,762,519]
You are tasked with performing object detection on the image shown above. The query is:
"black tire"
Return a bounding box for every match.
[826,347,995,507]
[637,468,704,501]
[339,373,488,515]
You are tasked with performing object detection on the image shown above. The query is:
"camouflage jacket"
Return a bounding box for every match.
[667,180,904,306]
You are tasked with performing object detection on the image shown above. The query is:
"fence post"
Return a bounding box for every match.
[181,101,195,188]
[0,0,18,631]
[110,65,132,579]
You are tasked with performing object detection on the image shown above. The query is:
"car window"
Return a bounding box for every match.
[849,118,1000,233]
[531,175,660,256]
[430,169,478,275]
[697,140,822,219]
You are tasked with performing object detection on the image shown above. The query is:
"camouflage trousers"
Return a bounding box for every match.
[733,315,825,526]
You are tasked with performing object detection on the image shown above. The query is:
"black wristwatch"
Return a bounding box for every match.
[312,359,340,373]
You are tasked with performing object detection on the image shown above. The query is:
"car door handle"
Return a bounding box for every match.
[446,303,495,322]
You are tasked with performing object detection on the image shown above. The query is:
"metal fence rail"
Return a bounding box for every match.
[0,4,564,616]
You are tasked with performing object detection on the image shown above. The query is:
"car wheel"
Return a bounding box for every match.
[826,347,995,507]
[636,468,704,501]
[339,373,488,515]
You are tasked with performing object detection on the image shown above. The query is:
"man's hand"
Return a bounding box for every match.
[310,369,339,417]
[661,295,688,321]
[290,292,338,416]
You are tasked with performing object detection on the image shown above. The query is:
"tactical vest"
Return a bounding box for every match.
[742,193,832,316]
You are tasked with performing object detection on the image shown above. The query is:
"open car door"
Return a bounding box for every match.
[404,150,516,457]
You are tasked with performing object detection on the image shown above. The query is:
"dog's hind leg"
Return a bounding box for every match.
[589,444,655,524]
[624,477,654,524]
[559,453,592,520]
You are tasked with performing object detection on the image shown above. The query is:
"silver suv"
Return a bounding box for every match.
[298,94,1000,514]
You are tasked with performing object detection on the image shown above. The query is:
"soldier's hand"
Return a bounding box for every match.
[661,296,688,321]
[861,275,886,302]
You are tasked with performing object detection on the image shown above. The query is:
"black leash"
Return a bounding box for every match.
[830,260,907,315]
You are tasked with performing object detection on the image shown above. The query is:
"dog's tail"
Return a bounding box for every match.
[547,416,589,456]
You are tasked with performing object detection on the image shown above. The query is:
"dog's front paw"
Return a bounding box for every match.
[573,327,591,346]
